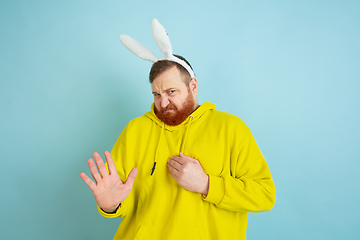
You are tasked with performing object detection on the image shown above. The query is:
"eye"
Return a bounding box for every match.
[153,93,160,98]
[168,90,176,95]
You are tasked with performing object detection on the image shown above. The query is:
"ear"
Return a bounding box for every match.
[189,78,198,96]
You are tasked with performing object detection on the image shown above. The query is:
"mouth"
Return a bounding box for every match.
[163,109,176,114]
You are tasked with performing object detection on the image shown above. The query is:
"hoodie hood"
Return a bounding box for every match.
[144,101,216,131]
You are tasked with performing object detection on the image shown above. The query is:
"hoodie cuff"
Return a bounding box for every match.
[97,201,126,219]
[202,174,225,205]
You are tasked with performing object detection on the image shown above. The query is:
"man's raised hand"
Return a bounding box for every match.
[80,151,137,213]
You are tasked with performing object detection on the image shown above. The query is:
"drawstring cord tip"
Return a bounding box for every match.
[150,162,157,176]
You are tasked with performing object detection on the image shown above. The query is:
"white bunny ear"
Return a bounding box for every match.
[119,19,195,79]
[151,19,173,58]
[119,34,158,62]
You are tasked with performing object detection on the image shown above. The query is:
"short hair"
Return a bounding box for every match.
[149,55,194,86]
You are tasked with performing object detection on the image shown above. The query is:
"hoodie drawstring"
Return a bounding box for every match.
[151,116,194,176]
[151,122,165,176]
[180,115,193,154]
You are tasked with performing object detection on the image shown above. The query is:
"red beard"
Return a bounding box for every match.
[154,90,196,126]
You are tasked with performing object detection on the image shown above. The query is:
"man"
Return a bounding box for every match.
[80,54,276,239]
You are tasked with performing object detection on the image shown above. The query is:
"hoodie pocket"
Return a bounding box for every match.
[134,225,205,240]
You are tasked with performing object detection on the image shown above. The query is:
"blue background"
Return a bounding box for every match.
[1,0,359,239]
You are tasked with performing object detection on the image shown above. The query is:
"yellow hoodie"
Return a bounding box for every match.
[98,101,276,240]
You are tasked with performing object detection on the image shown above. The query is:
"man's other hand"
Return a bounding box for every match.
[167,152,209,196]
[80,151,137,213]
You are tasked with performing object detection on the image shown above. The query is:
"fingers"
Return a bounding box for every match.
[169,153,197,169]
[167,158,182,172]
[170,155,186,165]
[179,152,197,162]
[80,172,96,191]
[88,158,102,183]
[167,163,179,178]
[125,168,138,189]
[104,151,117,175]
[93,152,109,178]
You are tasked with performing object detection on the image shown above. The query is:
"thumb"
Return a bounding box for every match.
[125,168,138,188]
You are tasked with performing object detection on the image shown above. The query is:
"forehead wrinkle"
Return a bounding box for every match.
[151,66,187,93]
[152,81,178,94]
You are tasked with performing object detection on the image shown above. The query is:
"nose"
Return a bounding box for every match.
[160,96,170,108]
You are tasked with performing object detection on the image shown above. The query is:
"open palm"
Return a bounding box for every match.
[80,151,137,212]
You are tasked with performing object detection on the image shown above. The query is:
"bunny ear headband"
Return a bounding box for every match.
[119,18,195,78]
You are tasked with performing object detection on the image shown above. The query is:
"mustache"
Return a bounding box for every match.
[160,104,177,112]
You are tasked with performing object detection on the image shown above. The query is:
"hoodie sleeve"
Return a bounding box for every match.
[203,117,276,213]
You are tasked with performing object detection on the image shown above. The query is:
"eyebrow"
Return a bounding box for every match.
[152,88,176,94]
